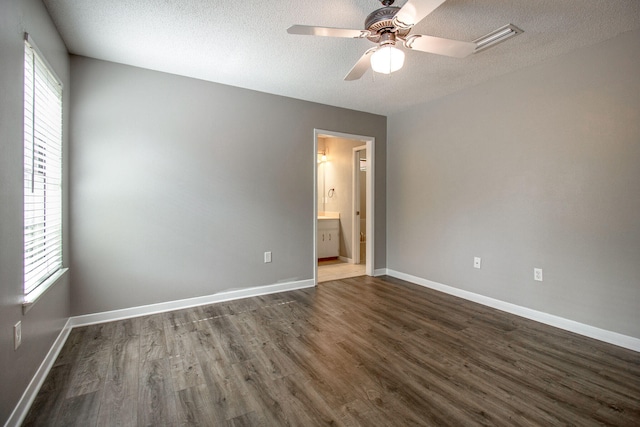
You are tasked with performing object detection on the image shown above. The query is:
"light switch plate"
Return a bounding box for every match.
[264,251,272,263]
[474,257,481,269]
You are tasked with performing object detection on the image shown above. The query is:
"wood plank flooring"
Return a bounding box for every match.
[23,275,640,426]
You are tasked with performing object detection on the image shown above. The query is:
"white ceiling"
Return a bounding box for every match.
[43,0,640,116]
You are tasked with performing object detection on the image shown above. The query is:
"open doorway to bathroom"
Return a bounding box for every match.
[314,129,374,284]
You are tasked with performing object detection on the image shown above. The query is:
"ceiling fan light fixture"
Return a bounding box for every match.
[289,0,496,81]
[370,45,405,74]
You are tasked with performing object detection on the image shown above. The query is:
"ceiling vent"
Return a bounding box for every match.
[473,24,523,53]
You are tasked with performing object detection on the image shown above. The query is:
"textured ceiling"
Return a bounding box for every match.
[43,0,640,116]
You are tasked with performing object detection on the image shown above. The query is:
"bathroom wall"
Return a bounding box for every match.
[317,137,327,213]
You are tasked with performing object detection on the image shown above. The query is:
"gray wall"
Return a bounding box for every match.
[69,56,387,315]
[0,0,71,423]
[387,29,640,339]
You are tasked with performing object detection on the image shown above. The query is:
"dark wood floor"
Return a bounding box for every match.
[24,275,640,426]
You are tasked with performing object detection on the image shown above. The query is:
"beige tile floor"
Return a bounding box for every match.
[317,259,366,283]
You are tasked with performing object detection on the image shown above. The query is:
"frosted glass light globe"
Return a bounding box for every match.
[370,45,405,74]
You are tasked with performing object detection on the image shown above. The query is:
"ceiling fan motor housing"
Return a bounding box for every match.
[365,6,411,43]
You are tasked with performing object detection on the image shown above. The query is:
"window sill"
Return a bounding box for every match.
[23,268,69,314]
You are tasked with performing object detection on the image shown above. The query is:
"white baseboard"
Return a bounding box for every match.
[69,279,315,327]
[386,269,640,353]
[373,268,388,277]
[5,319,72,427]
[338,256,353,264]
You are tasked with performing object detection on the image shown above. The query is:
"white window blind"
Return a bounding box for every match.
[23,34,64,298]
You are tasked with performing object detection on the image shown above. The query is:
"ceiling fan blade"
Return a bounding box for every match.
[287,25,370,38]
[404,34,476,58]
[344,48,377,81]
[394,0,447,29]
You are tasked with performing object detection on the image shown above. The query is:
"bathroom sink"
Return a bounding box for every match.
[318,212,340,220]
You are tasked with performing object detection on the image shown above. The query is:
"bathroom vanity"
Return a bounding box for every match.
[317,213,339,259]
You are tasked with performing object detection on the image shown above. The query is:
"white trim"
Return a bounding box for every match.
[352,145,366,265]
[70,279,315,327]
[386,269,640,352]
[338,256,354,264]
[373,268,389,277]
[23,268,69,314]
[313,130,319,285]
[314,129,375,283]
[315,129,374,142]
[5,319,72,427]
[24,33,63,89]
[365,139,374,277]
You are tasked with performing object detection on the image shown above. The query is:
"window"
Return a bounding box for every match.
[23,33,64,302]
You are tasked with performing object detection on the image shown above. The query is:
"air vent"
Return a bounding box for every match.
[473,24,523,53]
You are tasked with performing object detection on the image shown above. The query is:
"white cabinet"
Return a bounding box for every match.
[317,219,339,259]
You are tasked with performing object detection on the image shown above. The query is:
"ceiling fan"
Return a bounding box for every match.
[287,0,477,80]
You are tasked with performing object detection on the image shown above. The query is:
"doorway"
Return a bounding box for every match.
[314,129,374,284]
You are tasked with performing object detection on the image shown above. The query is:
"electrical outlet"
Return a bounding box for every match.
[473,257,482,269]
[14,321,22,350]
[264,251,272,263]
[534,268,543,282]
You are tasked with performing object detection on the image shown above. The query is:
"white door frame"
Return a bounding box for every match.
[313,129,375,284]
[352,145,366,265]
